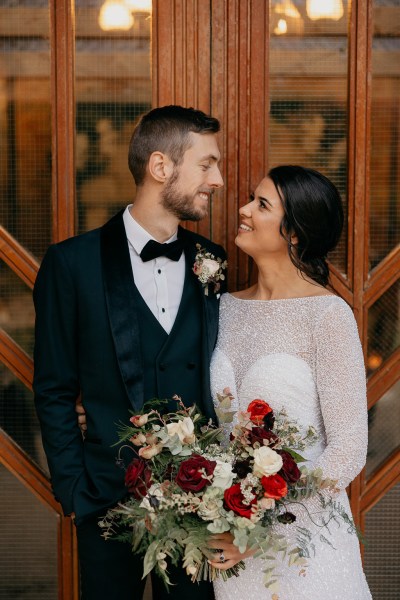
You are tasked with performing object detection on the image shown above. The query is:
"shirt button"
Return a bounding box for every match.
[187,362,196,370]
[159,363,166,371]
[162,308,165,313]
[158,269,161,274]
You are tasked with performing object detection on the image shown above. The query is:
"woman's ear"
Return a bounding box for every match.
[148,152,174,182]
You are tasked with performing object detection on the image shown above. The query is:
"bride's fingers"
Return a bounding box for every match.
[208,558,238,571]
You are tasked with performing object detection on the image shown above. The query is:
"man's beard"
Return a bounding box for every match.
[161,169,209,221]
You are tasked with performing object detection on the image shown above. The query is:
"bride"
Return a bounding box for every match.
[208,166,372,599]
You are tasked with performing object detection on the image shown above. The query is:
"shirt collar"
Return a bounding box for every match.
[123,205,178,255]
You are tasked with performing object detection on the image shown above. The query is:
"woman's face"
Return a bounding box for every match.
[235,177,289,259]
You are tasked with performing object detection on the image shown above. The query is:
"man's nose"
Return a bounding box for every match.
[208,165,224,189]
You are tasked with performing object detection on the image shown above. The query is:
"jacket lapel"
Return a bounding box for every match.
[101,211,144,410]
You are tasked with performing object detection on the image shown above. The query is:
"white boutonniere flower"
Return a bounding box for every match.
[192,244,227,296]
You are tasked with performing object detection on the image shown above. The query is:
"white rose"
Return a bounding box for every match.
[201,258,220,277]
[253,446,283,477]
[166,417,195,444]
[211,460,235,489]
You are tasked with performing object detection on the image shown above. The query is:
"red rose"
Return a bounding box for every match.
[248,427,278,448]
[125,458,152,499]
[175,455,216,493]
[279,451,301,484]
[247,399,273,426]
[261,473,288,500]
[224,483,257,518]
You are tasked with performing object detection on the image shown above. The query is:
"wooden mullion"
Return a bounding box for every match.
[367,348,400,408]
[49,2,77,597]
[361,452,400,512]
[0,329,33,389]
[0,430,59,511]
[364,247,400,305]
[0,226,39,289]
[329,266,354,305]
[50,0,76,243]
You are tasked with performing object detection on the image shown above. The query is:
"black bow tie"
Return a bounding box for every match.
[139,238,185,262]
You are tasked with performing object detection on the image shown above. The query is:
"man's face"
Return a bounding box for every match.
[161,132,223,221]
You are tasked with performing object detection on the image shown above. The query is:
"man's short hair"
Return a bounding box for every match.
[128,105,220,186]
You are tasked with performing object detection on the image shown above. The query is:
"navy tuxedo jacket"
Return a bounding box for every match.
[33,211,226,524]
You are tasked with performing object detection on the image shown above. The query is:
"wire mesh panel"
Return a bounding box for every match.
[0,365,48,474]
[369,0,400,271]
[364,482,400,599]
[0,463,57,600]
[367,278,400,376]
[75,0,152,234]
[0,0,52,259]
[268,0,350,274]
[366,378,400,479]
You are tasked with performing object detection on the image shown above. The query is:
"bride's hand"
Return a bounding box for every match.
[207,532,255,571]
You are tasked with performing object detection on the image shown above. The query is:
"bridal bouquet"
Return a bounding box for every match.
[100,392,356,590]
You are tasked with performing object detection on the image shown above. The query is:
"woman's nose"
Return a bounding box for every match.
[239,203,251,217]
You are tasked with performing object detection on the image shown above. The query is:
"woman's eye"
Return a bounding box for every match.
[259,200,268,209]
[248,193,255,204]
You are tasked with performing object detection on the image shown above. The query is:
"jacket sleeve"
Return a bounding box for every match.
[33,243,86,515]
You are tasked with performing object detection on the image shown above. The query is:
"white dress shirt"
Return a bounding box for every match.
[123,205,185,334]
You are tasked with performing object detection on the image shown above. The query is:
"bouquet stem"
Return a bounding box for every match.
[191,557,246,583]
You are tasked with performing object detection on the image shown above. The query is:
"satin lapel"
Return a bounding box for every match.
[101,211,144,410]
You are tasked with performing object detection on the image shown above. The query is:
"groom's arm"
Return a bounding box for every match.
[33,243,86,516]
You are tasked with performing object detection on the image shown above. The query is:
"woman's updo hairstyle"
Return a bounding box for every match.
[268,165,344,287]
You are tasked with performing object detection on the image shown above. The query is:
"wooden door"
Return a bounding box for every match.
[0,1,398,598]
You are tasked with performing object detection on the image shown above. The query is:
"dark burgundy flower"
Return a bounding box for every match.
[279,451,301,484]
[224,484,257,518]
[262,411,275,431]
[247,399,274,426]
[232,458,252,479]
[175,455,216,493]
[248,427,278,448]
[277,512,296,524]
[125,458,152,499]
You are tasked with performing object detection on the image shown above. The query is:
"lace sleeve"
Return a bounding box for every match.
[312,299,368,489]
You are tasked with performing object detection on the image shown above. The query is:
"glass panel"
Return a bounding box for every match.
[0,1,52,259]
[0,261,34,357]
[364,482,400,599]
[75,0,152,233]
[367,278,400,375]
[369,0,400,270]
[366,378,400,478]
[269,0,350,274]
[0,463,57,599]
[0,364,49,474]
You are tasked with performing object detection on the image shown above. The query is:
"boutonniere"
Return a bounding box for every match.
[192,244,227,297]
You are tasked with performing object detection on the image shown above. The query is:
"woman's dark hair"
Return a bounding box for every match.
[128,105,220,186]
[268,165,344,287]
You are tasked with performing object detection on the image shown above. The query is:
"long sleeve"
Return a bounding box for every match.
[313,300,368,489]
[33,243,85,515]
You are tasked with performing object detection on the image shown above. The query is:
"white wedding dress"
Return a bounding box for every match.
[210,293,372,600]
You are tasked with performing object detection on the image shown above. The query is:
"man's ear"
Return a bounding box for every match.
[148,151,174,182]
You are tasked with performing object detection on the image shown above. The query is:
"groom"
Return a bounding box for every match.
[33,105,226,600]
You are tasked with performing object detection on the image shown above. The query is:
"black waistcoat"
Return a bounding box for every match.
[132,263,204,413]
